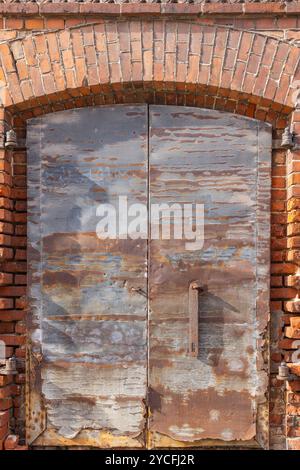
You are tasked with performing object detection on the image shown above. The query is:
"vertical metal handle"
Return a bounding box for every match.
[188,281,203,357]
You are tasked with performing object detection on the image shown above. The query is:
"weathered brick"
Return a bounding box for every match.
[290,364,300,376]
[0,310,25,322]
[62,49,74,69]
[285,326,300,339]
[287,437,300,450]
[0,411,9,428]
[45,18,65,31]
[46,33,60,63]
[25,18,44,30]
[0,334,25,346]
[0,398,13,411]
[285,300,300,312]
[272,288,297,300]
[5,19,23,30]
[0,44,15,73]
[279,338,300,349]
[0,423,8,441]
[0,298,13,310]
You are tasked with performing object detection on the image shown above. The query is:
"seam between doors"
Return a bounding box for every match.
[146,104,150,448]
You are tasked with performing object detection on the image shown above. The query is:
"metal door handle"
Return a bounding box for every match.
[188,281,203,357]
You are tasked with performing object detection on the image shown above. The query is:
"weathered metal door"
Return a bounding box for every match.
[147,106,271,449]
[27,105,271,448]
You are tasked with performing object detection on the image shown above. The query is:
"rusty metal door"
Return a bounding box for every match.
[147,106,271,449]
[27,105,271,449]
[26,105,149,447]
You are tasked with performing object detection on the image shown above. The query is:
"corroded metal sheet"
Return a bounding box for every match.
[27,105,148,446]
[27,104,271,449]
[148,106,271,448]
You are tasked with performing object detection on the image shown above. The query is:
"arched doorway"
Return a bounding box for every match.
[26,104,271,448]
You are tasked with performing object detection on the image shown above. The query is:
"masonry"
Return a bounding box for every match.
[0,0,300,451]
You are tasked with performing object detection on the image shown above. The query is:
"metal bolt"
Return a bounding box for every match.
[5,129,17,150]
[0,356,17,375]
[281,126,294,150]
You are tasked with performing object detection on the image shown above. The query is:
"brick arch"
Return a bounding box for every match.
[0,20,299,120]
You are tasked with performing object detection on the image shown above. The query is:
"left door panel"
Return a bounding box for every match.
[26,106,148,447]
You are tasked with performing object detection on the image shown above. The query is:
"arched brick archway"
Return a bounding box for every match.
[0,18,300,450]
[0,20,299,117]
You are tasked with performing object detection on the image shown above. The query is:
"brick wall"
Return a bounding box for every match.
[0,1,299,450]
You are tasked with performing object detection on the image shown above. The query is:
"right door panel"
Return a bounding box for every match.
[148,106,271,448]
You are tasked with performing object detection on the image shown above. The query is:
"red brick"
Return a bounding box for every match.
[0,323,14,334]
[46,33,60,63]
[15,225,26,236]
[248,3,285,13]
[290,364,300,376]
[0,398,13,411]
[0,44,15,73]
[0,334,25,346]
[272,288,297,299]
[62,49,74,69]
[59,30,71,50]
[0,273,13,286]
[0,310,25,322]
[0,298,13,310]
[16,60,29,81]
[0,411,9,428]
[202,3,242,14]
[0,248,14,260]
[0,385,14,399]
[0,423,8,441]
[285,300,300,313]
[287,392,300,405]
[280,338,300,349]
[40,3,79,14]
[0,198,13,211]
[0,375,12,387]
[290,318,300,328]
[285,326,300,339]
[45,18,65,30]
[5,18,23,30]
[0,286,25,297]
[25,18,44,30]
[30,67,44,97]
[4,434,18,450]
[271,264,295,275]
